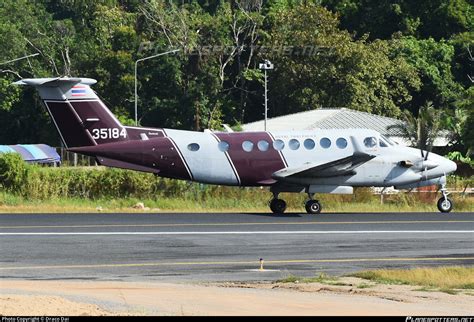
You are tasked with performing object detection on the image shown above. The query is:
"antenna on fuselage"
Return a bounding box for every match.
[222,124,234,133]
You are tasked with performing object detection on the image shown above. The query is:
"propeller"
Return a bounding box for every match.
[399,152,438,180]
[418,142,433,180]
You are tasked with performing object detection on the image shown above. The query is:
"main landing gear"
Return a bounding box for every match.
[437,184,453,213]
[269,192,322,214]
[305,193,322,214]
[269,193,287,214]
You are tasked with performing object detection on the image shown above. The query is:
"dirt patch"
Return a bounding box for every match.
[0,279,473,316]
[0,295,113,316]
[211,277,474,304]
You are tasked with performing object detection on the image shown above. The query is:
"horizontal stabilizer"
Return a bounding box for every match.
[13,77,97,87]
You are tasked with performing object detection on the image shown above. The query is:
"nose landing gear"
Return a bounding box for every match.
[437,184,453,213]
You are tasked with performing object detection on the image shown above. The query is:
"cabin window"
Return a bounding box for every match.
[242,140,254,152]
[364,137,377,148]
[218,141,230,152]
[336,138,347,149]
[320,137,331,149]
[273,139,285,151]
[257,140,269,151]
[304,138,315,150]
[289,139,300,150]
[187,143,200,151]
[379,139,388,147]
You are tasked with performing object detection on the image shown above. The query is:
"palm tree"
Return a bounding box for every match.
[387,102,442,158]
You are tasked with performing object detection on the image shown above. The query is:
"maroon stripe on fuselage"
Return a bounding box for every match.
[215,132,286,186]
[147,137,191,180]
[77,138,191,180]
[166,137,194,181]
[268,132,288,167]
[209,132,241,185]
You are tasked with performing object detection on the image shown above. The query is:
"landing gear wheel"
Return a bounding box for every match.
[305,200,322,214]
[270,198,287,214]
[437,197,453,213]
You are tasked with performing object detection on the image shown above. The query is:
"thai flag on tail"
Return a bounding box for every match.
[71,85,87,96]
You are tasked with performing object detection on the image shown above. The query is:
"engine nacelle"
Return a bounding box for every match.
[394,176,446,190]
[306,185,353,194]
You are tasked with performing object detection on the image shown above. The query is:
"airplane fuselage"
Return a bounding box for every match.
[72,127,456,191]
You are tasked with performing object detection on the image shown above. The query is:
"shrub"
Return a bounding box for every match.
[0,153,29,192]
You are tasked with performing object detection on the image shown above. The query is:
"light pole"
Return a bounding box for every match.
[134,49,180,126]
[0,53,39,66]
[259,59,274,131]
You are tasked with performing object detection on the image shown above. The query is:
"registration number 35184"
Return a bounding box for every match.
[91,128,127,140]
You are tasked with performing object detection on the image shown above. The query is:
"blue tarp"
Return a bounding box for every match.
[0,144,61,164]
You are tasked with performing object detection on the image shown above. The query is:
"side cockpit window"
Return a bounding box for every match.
[363,137,377,148]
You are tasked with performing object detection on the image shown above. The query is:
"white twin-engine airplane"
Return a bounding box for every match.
[15,77,457,213]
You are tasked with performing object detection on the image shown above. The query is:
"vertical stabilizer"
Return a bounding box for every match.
[14,78,128,148]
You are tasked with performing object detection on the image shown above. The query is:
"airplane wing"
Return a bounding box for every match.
[272,152,375,180]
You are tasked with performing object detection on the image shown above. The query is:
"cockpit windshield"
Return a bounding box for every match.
[380,135,395,146]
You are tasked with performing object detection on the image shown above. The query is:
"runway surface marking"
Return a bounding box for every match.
[1,230,473,236]
[1,220,473,230]
[1,257,473,271]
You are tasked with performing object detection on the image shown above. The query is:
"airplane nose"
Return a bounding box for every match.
[446,159,457,174]
[440,158,457,175]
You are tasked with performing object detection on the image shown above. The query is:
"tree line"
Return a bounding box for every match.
[0,0,472,157]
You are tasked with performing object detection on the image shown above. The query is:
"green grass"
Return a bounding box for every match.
[0,190,473,213]
[357,283,374,289]
[276,267,474,296]
[350,266,474,290]
[277,273,351,286]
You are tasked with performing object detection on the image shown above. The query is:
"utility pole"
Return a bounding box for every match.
[259,59,274,131]
[134,49,180,126]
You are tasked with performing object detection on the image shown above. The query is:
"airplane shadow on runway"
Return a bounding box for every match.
[237,212,304,218]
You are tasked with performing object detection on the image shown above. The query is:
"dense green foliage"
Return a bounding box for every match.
[0,0,472,155]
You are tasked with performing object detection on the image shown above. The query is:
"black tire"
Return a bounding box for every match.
[270,198,287,214]
[305,200,322,214]
[437,197,453,213]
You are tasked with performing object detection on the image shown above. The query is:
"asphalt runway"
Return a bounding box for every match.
[0,212,473,282]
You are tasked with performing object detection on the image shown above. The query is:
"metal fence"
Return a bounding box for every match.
[57,147,97,167]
